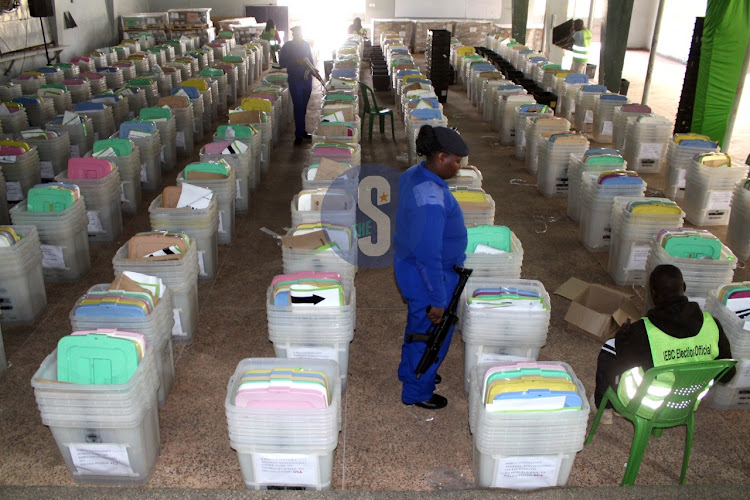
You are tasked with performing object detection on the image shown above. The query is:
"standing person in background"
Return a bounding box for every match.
[394,125,470,410]
[260,19,282,63]
[567,19,592,74]
[279,26,313,145]
[348,17,367,37]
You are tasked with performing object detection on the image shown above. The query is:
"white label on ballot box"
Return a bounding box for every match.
[120,182,129,202]
[69,443,134,476]
[399,31,406,38]
[601,121,613,137]
[160,145,166,163]
[678,168,688,189]
[176,131,186,148]
[253,453,319,486]
[40,245,66,269]
[40,161,54,178]
[584,110,594,124]
[287,346,338,362]
[70,144,80,158]
[734,360,750,388]
[235,179,243,199]
[172,308,186,337]
[87,211,104,234]
[218,211,225,233]
[470,27,478,33]
[478,353,531,364]
[639,143,664,160]
[140,163,148,183]
[707,190,732,211]
[6,181,23,202]
[494,455,562,489]
[625,244,650,271]
[198,251,206,276]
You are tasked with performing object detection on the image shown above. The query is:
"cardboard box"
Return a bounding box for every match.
[554,278,641,342]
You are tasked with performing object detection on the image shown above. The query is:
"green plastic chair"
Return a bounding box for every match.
[358,82,395,141]
[585,359,736,486]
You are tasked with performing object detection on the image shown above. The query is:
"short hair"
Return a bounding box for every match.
[649,264,686,302]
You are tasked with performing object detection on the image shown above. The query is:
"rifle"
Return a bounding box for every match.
[303,58,328,93]
[407,265,473,379]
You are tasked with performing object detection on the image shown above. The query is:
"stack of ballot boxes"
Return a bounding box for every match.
[182,79,213,136]
[608,197,685,286]
[201,68,228,114]
[684,153,749,226]
[492,85,526,133]
[446,165,483,190]
[525,116,570,175]
[623,115,672,174]
[664,134,720,201]
[578,171,646,253]
[10,183,91,282]
[407,108,447,165]
[171,86,204,143]
[468,361,589,489]
[214,62,237,107]
[267,272,355,392]
[12,96,54,128]
[573,85,607,134]
[74,101,115,140]
[90,138,142,216]
[499,94,537,146]
[567,149,627,223]
[113,231,199,344]
[514,104,554,160]
[228,110,270,176]
[31,329,161,485]
[139,107,177,172]
[149,184,219,282]
[0,225,47,326]
[301,160,358,205]
[480,79,509,123]
[450,187,495,227]
[705,283,750,410]
[176,161,236,245]
[213,124,260,190]
[0,323,5,379]
[536,133,589,197]
[726,179,750,262]
[240,97,276,146]
[0,170,7,224]
[460,278,551,394]
[69,274,176,406]
[592,94,629,143]
[200,139,253,212]
[291,188,356,231]
[17,128,72,180]
[282,225,357,299]
[463,226,524,280]
[119,120,162,191]
[225,358,342,490]
[55,158,123,244]
[0,139,42,203]
[38,84,74,116]
[158,95,194,158]
[644,229,737,310]
[310,142,361,169]
[612,104,651,150]
[0,102,30,134]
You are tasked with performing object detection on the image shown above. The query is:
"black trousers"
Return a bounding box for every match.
[594,338,618,408]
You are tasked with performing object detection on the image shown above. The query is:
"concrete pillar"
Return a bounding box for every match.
[512,0,530,44]
[599,0,635,93]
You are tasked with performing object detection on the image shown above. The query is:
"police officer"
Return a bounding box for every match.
[394,125,470,410]
[594,264,735,423]
[279,26,313,145]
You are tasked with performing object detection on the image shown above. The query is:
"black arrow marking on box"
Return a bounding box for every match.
[291,294,325,305]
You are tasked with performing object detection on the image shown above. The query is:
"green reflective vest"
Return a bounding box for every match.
[645,312,720,367]
[572,29,592,62]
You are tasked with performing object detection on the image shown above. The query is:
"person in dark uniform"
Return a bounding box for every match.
[394,125,470,410]
[279,25,313,145]
[594,264,735,423]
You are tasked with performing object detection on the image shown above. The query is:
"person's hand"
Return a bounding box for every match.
[427,306,444,324]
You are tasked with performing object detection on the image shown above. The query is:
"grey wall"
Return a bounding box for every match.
[146,0,251,20]
[626,0,658,49]
[365,0,512,23]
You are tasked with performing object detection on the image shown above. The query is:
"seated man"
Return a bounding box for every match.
[594,264,735,423]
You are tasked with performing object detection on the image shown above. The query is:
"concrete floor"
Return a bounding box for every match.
[0,50,749,496]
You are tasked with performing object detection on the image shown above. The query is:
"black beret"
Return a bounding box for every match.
[433,126,470,157]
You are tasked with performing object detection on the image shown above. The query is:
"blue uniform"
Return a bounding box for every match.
[278,39,313,139]
[393,162,467,403]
